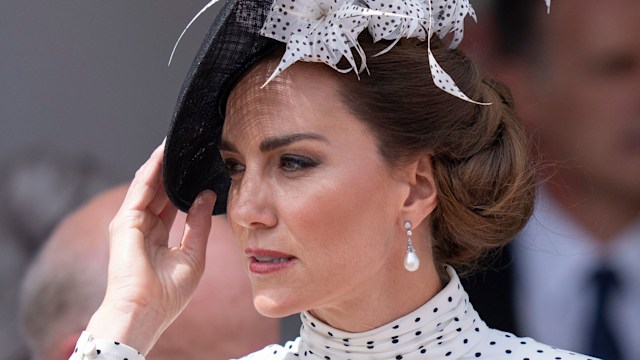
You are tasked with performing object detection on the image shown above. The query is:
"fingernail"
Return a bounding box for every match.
[194,190,215,207]
[157,137,167,150]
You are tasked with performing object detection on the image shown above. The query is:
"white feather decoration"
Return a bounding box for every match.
[171,0,552,104]
[260,0,487,104]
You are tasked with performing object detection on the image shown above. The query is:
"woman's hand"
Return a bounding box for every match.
[86,142,216,355]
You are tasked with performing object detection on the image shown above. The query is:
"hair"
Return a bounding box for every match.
[19,239,107,358]
[333,34,536,273]
[0,151,115,359]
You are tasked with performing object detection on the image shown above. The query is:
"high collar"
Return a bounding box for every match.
[298,266,488,359]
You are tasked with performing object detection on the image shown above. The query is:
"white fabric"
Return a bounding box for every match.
[69,331,144,360]
[513,187,640,360]
[236,266,596,359]
[70,266,597,359]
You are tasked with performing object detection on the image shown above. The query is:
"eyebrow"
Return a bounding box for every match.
[219,132,329,153]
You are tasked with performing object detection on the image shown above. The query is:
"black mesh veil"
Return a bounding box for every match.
[163,0,278,214]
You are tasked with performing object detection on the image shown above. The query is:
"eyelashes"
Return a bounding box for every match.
[222,154,318,179]
[222,158,245,177]
[279,155,318,172]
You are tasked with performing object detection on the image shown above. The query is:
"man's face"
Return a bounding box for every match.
[529,0,640,198]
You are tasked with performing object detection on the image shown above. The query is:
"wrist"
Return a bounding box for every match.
[86,303,164,356]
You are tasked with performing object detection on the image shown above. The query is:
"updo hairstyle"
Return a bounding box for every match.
[334,34,536,273]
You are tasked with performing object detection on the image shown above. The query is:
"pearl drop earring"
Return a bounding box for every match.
[403,221,420,272]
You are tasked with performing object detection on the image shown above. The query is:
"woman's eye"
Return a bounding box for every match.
[280,155,317,172]
[222,159,245,176]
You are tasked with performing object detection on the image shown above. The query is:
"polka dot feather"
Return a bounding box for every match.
[170,0,551,104]
[259,0,487,103]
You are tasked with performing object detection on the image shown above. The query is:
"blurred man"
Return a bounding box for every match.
[0,151,115,360]
[464,1,640,360]
[19,185,279,360]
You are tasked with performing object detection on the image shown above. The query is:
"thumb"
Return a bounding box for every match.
[180,190,217,267]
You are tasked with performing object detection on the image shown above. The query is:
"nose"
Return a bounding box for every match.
[227,171,278,230]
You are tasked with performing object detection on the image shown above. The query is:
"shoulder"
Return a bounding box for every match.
[464,328,599,360]
[233,338,301,360]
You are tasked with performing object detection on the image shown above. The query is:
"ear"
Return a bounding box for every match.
[401,154,437,227]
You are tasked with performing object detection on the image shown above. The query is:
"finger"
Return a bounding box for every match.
[159,201,179,231]
[124,143,164,208]
[109,209,157,255]
[122,143,165,212]
[135,201,178,249]
[110,208,157,238]
[148,172,169,216]
[180,190,216,266]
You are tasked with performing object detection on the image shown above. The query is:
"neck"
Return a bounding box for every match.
[308,259,442,333]
[544,172,640,243]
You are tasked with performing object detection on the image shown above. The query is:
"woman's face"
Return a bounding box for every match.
[221,60,415,320]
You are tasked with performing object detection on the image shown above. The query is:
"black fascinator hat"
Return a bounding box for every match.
[163,0,504,214]
[163,0,278,215]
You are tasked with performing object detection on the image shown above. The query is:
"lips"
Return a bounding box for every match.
[245,248,297,274]
[254,256,291,263]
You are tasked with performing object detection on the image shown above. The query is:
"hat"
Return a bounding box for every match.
[163,0,546,214]
[164,0,278,215]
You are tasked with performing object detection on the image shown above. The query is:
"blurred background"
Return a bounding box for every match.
[1,0,220,181]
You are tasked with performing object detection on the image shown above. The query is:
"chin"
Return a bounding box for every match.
[253,292,304,318]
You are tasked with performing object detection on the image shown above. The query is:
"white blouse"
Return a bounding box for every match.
[70,266,599,360]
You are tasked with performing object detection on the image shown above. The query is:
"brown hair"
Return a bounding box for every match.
[334,35,536,273]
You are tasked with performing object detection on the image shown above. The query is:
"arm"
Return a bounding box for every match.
[72,142,216,357]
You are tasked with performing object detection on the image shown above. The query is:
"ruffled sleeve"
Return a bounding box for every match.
[68,331,145,360]
[233,338,301,360]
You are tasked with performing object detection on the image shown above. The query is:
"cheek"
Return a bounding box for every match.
[278,165,399,260]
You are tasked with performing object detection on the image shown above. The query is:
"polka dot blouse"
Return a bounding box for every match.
[70,266,599,360]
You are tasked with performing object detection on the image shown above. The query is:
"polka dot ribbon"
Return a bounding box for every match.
[170,0,552,105]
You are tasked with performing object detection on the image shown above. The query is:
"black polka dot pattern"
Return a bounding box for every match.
[68,331,144,360]
[232,266,597,359]
[175,0,552,103]
[257,0,491,104]
[70,265,595,360]
[259,0,369,82]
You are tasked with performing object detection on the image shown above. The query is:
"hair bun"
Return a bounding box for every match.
[334,36,536,274]
[431,73,535,272]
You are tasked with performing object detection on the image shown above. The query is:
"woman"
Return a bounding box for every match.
[70,0,597,359]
